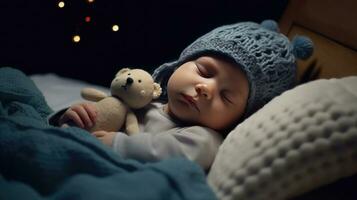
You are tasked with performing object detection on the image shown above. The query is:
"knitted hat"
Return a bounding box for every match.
[153,20,313,118]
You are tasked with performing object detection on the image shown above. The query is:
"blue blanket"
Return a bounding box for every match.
[0,67,216,200]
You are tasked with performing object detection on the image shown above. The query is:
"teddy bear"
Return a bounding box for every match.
[80,68,162,135]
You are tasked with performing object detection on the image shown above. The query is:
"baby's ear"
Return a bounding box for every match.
[116,68,130,77]
[152,83,162,99]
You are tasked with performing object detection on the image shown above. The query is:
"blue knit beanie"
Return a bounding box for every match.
[153,20,313,117]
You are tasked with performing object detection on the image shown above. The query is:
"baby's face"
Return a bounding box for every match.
[166,56,249,131]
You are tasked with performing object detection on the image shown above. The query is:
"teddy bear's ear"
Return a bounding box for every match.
[115,68,130,77]
[152,83,162,99]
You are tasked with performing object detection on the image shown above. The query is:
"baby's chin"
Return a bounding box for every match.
[197,117,237,131]
[167,104,197,123]
[169,102,236,131]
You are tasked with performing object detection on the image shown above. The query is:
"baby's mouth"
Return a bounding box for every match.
[181,94,199,112]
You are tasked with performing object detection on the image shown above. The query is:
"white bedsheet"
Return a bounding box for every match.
[30,73,110,111]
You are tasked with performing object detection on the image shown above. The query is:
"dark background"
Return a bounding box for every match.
[0,0,288,86]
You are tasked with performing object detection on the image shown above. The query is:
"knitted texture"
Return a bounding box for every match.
[207,76,357,200]
[0,67,217,200]
[153,20,313,117]
[0,67,53,122]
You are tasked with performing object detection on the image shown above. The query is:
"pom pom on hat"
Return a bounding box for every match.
[291,35,314,60]
[260,20,279,32]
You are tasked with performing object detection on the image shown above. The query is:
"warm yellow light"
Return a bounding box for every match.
[112,25,119,32]
[73,35,81,43]
[88,0,95,3]
[58,1,65,8]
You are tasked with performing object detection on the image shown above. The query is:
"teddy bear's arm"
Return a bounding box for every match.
[81,88,108,102]
[125,109,140,135]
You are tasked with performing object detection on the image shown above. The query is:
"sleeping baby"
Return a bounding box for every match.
[52,20,313,170]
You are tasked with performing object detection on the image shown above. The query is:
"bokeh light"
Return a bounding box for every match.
[112,25,119,32]
[58,1,65,8]
[73,35,81,43]
[85,16,91,23]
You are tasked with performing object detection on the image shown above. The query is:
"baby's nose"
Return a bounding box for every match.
[195,83,212,100]
[126,77,133,85]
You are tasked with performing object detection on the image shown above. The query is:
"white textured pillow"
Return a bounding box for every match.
[208,76,357,200]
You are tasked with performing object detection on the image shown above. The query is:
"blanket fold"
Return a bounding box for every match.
[0,67,216,200]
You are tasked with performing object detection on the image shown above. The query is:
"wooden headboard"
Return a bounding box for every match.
[279,0,357,83]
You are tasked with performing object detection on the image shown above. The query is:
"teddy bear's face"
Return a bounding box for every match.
[110,68,161,109]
